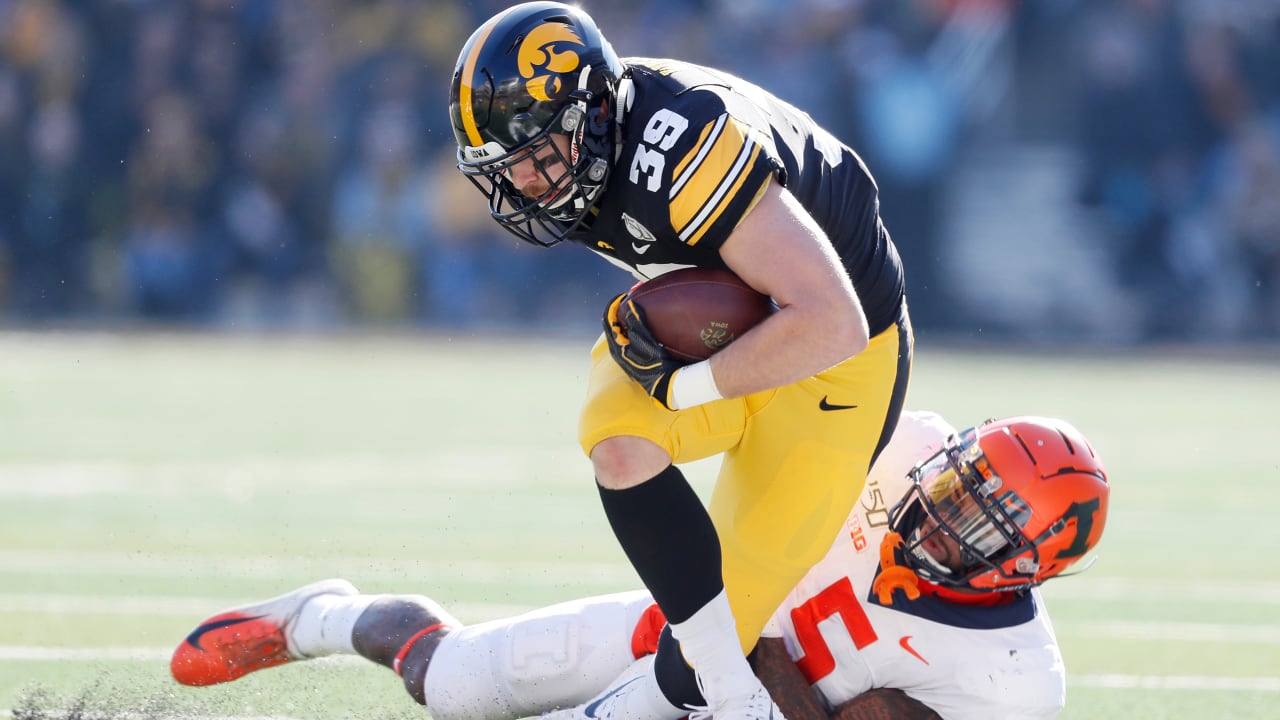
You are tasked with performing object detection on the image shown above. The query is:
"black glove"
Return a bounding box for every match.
[603,292,687,410]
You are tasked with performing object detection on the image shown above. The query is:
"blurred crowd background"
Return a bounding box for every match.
[0,0,1277,343]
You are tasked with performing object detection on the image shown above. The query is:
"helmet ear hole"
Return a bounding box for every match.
[586,157,608,182]
[561,106,584,132]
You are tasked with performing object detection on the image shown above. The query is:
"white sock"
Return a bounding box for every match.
[289,594,381,657]
[668,590,757,705]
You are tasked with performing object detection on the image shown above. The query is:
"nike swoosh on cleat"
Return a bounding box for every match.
[185,615,265,651]
[818,396,857,411]
[584,677,643,719]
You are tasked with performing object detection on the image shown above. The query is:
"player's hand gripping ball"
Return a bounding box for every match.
[603,268,775,408]
[603,292,685,409]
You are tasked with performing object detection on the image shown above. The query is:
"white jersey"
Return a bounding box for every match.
[421,411,1065,720]
[765,411,1066,720]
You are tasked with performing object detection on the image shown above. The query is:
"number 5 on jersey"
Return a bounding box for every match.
[789,577,879,683]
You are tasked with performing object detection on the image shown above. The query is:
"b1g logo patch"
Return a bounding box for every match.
[517,24,584,101]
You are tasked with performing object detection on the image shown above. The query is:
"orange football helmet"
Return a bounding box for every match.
[886,416,1110,593]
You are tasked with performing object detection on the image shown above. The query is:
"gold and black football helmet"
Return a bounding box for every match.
[449,2,625,246]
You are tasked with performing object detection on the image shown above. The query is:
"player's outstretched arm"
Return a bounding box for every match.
[750,637,829,720]
[830,690,942,720]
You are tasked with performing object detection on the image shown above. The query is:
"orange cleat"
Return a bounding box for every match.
[171,578,357,686]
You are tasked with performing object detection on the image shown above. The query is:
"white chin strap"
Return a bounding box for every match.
[542,188,579,212]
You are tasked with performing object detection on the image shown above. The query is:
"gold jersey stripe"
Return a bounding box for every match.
[671,117,759,244]
[458,7,519,147]
[670,115,749,239]
[685,141,763,246]
[670,116,725,198]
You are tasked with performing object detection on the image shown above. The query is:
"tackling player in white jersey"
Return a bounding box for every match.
[171,411,1109,720]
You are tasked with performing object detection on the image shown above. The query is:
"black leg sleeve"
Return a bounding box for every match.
[597,464,723,624]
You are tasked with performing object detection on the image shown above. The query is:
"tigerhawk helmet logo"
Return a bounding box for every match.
[517,23,585,102]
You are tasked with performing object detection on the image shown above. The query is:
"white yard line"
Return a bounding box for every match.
[0,707,309,712]
[0,549,635,587]
[1071,674,1280,692]
[0,593,529,623]
[1043,577,1280,604]
[0,451,571,497]
[0,646,172,661]
[0,647,363,665]
[1056,620,1280,644]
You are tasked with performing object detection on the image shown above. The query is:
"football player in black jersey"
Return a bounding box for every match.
[448,4,911,720]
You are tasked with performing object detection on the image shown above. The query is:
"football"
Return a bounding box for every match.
[625,268,775,362]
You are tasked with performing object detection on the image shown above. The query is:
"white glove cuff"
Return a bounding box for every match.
[670,359,724,410]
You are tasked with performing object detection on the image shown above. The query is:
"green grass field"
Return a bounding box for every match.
[1,331,1277,719]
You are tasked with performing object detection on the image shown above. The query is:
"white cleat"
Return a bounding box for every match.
[704,682,785,720]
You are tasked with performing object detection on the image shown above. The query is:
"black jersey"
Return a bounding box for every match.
[569,58,905,336]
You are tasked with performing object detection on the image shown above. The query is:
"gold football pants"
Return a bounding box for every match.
[579,309,912,650]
